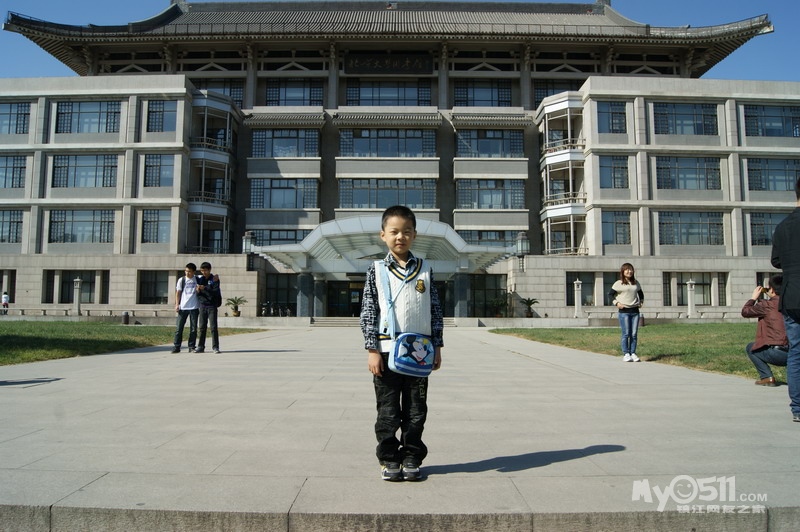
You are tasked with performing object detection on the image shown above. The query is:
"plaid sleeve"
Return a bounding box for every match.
[359,262,380,350]
[430,270,444,347]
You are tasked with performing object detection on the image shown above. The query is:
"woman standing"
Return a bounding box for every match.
[610,263,644,362]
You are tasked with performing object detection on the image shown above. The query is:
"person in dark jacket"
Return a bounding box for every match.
[771,177,800,422]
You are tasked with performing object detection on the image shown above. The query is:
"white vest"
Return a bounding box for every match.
[374,259,432,353]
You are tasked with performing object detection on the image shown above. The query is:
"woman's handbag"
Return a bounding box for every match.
[378,261,435,377]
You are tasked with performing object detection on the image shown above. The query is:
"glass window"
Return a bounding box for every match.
[750,212,787,246]
[340,129,435,157]
[744,105,800,137]
[454,79,512,107]
[658,211,723,246]
[265,273,298,317]
[746,158,800,191]
[566,272,595,306]
[456,129,523,158]
[602,211,631,245]
[57,270,107,304]
[456,180,525,209]
[597,101,627,134]
[251,229,311,246]
[665,272,726,306]
[339,178,436,209]
[252,129,319,157]
[0,210,23,243]
[468,273,507,317]
[533,79,582,108]
[346,80,431,106]
[250,179,319,209]
[457,230,516,247]
[55,101,120,134]
[49,210,114,243]
[655,157,720,190]
[266,79,324,106]
[146,100,178,132]
[0,156,25,188]
[191,78,245,107]
[0,102,30,134]
[138,271,171,304]
[52,155,117,188]
[142,209,170,243]
[144,155,175,187]
[653,102,718,135]
[599,155,629,188]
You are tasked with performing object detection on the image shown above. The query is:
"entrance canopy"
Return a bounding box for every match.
[253,216,513,280]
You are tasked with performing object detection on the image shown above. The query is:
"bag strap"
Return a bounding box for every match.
[378,259,416,340]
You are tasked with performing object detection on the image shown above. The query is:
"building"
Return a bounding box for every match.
[1,0,791,320]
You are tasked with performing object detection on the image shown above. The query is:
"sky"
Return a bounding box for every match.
[0,0,797,82]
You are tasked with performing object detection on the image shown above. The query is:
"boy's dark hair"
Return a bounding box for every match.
[200,262,212,270]
[185,263,197,272]
[381,205,416,229]
[769,274,783,292]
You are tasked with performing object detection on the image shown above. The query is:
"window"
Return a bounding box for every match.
[146,100,178,132]
[250,179,318,209]
[339,179,436,209]
[138,271,171,304]
[658,211,723,246]
[0,156,25,188]
[49,210,114,243]
[142,209,170,243]
[346,80,431,106]
[744,105,800,137]
[457,230,516,247]
[340,129,435,157]
[653,102,718,135]
[656,157,720,190]
[468,273,507,317]
[566,272,595,306]
[0,102,30,134]
[55,101,120,133]
[454,79,511,107]
[456,180,525,209]
[58,270,108,304]
[747,158,800,191]
[265,273,298,317]
[750,212,787,246]
[602,272,618,305]
[599,155,629,188]
[533,79,582,108]
[266,79,324,106]
[251,229,311,246]
[191,79,244,107]
[144,155,175,187]
[602,211,631,245]
[456,130,523,158]
[597,101,627,134]
[252,129,319,157]
[0,210,23,243]
[663,272,727,306]
[52,155,117,188]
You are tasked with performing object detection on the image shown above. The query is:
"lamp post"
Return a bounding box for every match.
[242,231,255,271]
[515,231,530,272]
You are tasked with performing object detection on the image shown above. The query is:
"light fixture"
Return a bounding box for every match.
[515,231,530,272]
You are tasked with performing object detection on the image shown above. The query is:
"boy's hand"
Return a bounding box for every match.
[368,350,384,376]
[433,347,442,370]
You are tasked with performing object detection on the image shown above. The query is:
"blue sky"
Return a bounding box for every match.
[0,0,796,81]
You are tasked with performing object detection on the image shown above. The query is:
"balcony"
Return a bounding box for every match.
[188,191,231,206]
[543,192,587,208]
[546,246,589,256]
[190,136,232,153]
[542,137,585,155]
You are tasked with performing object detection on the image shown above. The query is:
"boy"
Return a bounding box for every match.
[172,263,200,353]
[360,205,443,481]
[196,262,221,354]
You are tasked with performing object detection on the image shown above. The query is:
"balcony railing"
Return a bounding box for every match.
[188,191,231,205]
[543,192,587,207]
[190,136,232,153]
[542,137,585,155]
[545,246,589,256]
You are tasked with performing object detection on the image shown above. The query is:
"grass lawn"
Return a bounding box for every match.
[493,322,787,383]
[0,321,259,366]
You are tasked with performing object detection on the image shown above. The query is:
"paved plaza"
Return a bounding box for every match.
[1,326,798,531]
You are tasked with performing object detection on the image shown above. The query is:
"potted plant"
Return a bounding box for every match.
[226,296,247,317]
[489,291,509,317]
[520,297,539,318]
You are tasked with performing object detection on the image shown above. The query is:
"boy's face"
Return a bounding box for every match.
[184,268,196,278]
[200,266,212,278]
[380,215,417,260]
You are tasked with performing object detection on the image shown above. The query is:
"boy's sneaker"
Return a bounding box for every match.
[170,347,180,354]
[380,462,402,482]
[630,353,640,362]
[402,458,421,481]
[194,348,204,353]
[623,353,632,362]
[213,348,221,354]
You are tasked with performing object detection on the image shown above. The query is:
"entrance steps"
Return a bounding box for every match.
[311,317,456,327]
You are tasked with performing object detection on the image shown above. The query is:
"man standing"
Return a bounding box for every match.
[741,275,788,387]
[172,263,200,353]
[196,261,221,354]
[771,177,800,422]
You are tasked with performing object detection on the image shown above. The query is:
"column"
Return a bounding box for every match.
[573,279,582,318]
[296,272,313,317]
[453,273,469,318]
[73,277,82,316]
[687,279,696,318]
[314,276,326,318]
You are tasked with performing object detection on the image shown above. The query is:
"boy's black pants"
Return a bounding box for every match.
[373,353,429,464]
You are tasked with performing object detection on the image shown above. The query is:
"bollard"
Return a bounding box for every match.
[122,311,129,325]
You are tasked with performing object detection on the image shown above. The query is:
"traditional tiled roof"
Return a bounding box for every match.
[4,1,773,77]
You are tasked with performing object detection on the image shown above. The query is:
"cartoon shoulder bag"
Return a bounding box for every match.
[378,261,435,378]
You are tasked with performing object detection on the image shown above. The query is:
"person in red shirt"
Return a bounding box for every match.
[741,274,788,387]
